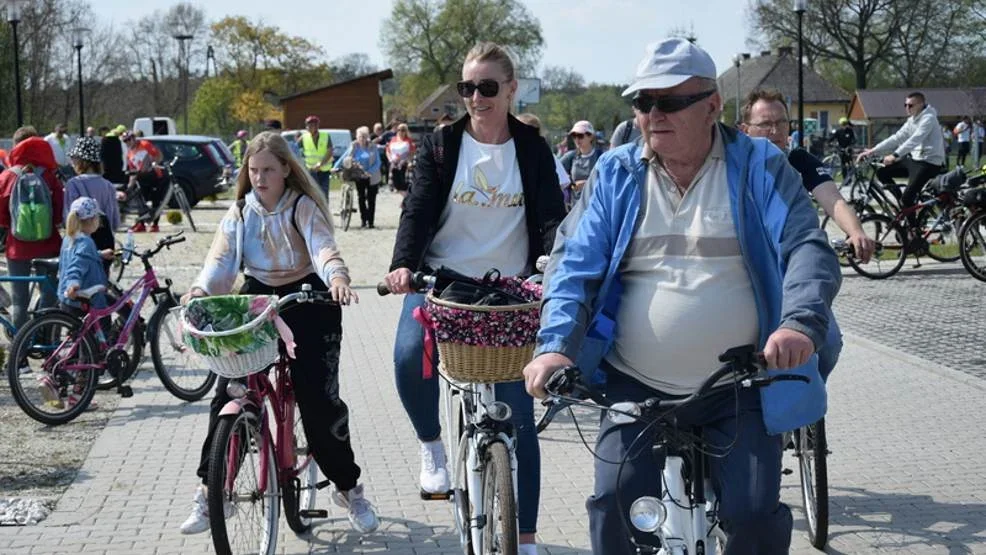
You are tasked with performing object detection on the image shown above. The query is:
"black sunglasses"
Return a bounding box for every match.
[457,79,506,98]
[632,89,716,114]
[571,132,590,139]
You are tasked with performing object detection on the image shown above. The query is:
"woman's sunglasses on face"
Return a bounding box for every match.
[571,133,591,139]
[457,79,507,98]
[632,89,716,114]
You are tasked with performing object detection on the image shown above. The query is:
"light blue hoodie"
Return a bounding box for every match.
[536,125,841,434]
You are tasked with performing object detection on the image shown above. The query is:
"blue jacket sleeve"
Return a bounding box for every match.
[760,146,841,348]
[333,144,354,171]
[535,156,618,360]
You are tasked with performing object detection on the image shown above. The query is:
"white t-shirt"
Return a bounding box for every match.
[955,121,971,143]
[424,133,530,277]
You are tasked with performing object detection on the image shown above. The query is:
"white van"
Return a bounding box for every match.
[133,117,177,137]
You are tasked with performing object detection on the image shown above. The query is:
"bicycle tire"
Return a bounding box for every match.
[95,304,144,390]
[207,410,279,555]
[6,312,99,425]
[448,391,475,555]
[175,187,197,232]
[847,213,906,279]
[819,215,851,268]
[796,419,829,550]
[481,442,518,555]
[283,405,317,534]
[149,295,216,401]
[959,210,986,282]
[917,204,962,262]
[151,179,175,225]
[341,187,353,231]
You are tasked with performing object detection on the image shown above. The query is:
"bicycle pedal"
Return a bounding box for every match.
[420,490,452,501]
[781,468,793,475]
[297,509,328,519]
[117,385,134,398]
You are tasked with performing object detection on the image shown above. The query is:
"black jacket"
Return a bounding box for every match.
[100,136,125,184]
[389,114,566,273]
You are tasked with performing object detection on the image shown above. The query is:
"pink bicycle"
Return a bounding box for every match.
[181,286,336,555]
[5,231,216,425]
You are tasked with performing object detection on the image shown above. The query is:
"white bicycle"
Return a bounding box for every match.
[541,345,810,554]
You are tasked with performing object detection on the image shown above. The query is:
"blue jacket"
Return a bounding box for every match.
[536,125,841,434]
[58,234,108,309]
[334,141,382,184]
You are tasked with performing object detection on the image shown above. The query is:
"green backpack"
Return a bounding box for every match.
[8,165,53,242]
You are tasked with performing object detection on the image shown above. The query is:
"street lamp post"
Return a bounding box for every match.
[733,54,742,126]
[173,33,194,134]
[794,0,807,149]
[72,27,88,136]
[5,0,25,127]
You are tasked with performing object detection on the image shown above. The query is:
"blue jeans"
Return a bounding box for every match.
[7,259,57,329]
[588,370,792,555]
[393,293,540,534]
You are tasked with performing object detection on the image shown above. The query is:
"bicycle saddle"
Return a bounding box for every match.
[31,258,60,275]
[75,285,107,300]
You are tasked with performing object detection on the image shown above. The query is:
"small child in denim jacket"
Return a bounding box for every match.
[58,197,113,310]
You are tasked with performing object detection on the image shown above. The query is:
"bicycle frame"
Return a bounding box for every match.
[0,273,58,336]
[443,377,519,553]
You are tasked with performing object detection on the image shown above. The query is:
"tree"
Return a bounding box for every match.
[381,0,544,84]
[331,53,378,83]
[748,0,903,89]
[189,76,243,137]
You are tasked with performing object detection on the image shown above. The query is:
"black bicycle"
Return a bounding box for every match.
[119,156,197,232]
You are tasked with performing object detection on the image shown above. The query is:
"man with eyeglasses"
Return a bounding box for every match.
[524,38,839,554]
[857,91,945,232]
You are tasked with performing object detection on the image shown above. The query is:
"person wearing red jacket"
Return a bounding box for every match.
[0,136,65,329]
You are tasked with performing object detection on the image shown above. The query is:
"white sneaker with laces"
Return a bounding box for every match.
[419,440,450,494]
[179,487,235,535]
[332,483,379,534]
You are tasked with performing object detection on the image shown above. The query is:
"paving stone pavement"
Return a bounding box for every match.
[1,190,985,554]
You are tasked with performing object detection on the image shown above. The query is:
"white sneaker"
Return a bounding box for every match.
[519,544,539,555]
[179,487,210,535]
[332,483,379,534]
[419,440,450,494]
[179,487,235,535]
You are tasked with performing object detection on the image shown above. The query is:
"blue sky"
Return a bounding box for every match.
[92,0,755,85]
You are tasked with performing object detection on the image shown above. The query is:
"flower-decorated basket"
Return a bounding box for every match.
[181,295,280,378]
[418,277,542,384]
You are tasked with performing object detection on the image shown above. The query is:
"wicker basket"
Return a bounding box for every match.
[180,295,281,379]
[426,292,538,384]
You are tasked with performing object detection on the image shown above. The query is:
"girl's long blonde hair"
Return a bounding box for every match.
[234,131,333,225]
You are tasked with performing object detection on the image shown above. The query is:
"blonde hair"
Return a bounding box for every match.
[235,131,332,225]
[397,123,409,135]
[65,211,98,243]
[356,126,370,140]
[464,42,516,81]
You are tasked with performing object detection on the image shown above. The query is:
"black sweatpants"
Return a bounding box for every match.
[876,157,942,225]
[195,273,361,491]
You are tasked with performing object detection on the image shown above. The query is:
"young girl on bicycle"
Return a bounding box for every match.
[179,131,379,536]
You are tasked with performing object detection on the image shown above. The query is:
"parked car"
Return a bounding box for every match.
[146,135,235,206]
[281,128,353,166]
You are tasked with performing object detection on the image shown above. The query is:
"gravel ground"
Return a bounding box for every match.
[0,186,403,523]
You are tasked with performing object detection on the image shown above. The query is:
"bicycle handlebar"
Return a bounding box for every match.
[376,272,437,296]
[275,284,339,308]
[542,345,808,427]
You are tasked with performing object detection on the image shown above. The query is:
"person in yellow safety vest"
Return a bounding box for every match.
[228,130,248,167]
[297,115,334,199]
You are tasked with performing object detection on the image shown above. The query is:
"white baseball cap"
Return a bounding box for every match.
[622,38,718,97]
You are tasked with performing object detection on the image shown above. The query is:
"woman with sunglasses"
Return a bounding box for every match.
[559,120,603,209]
[382,42,566,555]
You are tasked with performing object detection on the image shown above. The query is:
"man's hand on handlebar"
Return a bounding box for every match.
[383,267,414,294]
[762,328,814,369]
[523,352,575,400]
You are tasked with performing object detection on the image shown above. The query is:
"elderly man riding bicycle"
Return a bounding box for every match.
[523,38,841,554]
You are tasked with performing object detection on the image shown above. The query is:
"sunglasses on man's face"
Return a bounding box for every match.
[457,79,507,98]
[571,132,590,139]
[632,89,716,114]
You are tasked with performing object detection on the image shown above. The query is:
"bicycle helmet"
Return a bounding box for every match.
[304,115,320,125]
[839,117,849,125]
[120,131,134,142]
[236,129,248,139]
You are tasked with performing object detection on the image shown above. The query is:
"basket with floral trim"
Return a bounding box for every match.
[181,295,282,378]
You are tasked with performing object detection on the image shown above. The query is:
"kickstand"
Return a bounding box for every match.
[911,254,922,269]
[117,384,133,398]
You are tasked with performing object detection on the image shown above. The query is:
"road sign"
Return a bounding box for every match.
[516,78,541,105]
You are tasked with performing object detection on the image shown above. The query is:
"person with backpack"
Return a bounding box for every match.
[610,116,641,148]
[0,136,65,329]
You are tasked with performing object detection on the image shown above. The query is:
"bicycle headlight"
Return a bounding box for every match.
[487,401,512,422]
[225,381,248,399]
[629,496,667,533]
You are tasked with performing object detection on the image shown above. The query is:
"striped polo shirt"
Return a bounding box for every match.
[604,128,760,395]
